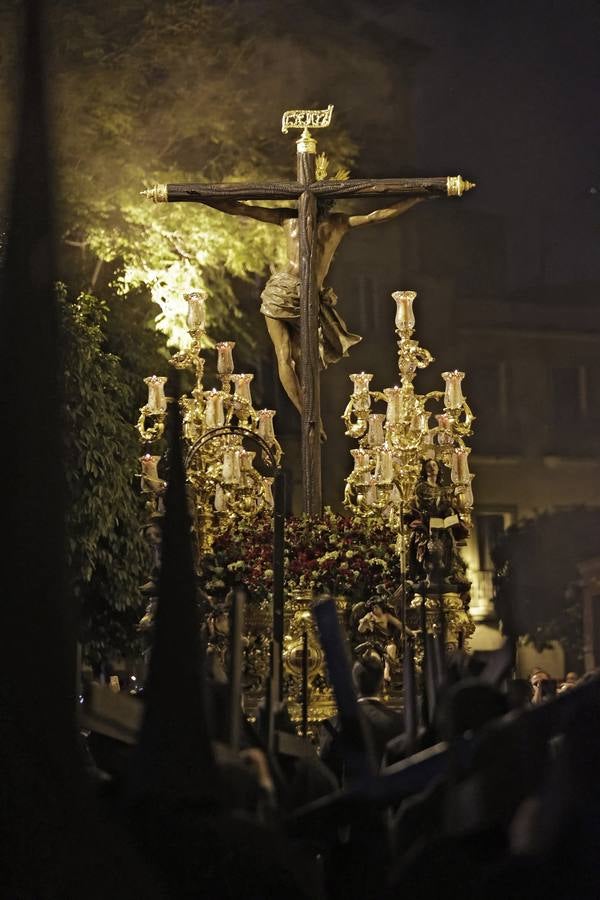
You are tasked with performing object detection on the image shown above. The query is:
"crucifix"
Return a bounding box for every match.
[142,105,474,516]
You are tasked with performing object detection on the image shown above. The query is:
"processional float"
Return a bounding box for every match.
[135,106,476,724]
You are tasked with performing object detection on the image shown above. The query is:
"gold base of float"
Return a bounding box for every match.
[242,591,474,724]
[409,591,475,653]
[282,592,347,723]
[243,592,347,724]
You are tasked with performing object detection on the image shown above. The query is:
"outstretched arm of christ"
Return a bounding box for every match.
[347,195,427,229]
[198,197,296,226]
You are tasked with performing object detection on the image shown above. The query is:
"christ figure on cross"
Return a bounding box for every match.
[201,190,426,438]
[142,104,474,513]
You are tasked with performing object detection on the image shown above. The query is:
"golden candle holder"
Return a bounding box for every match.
[136,289,283,552]
[343,290,476,642]
[344,289,475,528]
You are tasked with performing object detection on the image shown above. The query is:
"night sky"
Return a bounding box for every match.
[245,0,600,293]
[378,0,600,290]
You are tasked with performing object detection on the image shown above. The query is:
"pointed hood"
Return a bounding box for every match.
[0,4,163,896]
[132,387,218,804]
[1,0,75,758]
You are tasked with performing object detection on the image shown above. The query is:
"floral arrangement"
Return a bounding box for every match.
[198,507,404,605]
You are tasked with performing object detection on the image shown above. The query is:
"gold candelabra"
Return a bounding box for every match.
[343,290,475,570]
[137,291,282,550]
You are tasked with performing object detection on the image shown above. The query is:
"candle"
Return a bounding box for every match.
[391,290,416,335]
[263,477,274,508]
[366,413,386,448]
[222,448,242,484]
[214,484,226,513]
[463,480,474,508]
[144,375,168,414]
[375,448,394,484]
[239,450,255,486]
[451,447,471,483]
[231,373,253,406]
[257,409,276,446]
[349,372,373,413]
[204,390,225,428]
[216,341,235,376]
[351,448,371,485]
[384,386,403,426]
[185,291,207,333]
[139,454,162,493]
[457,474,475,510]
[442,370,465,410]
[350,372,373,394]
[411,409,430,433]
[221,449,234,484]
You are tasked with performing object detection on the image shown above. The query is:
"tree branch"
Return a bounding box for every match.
[90,259,103,289]
[64,238,89,249]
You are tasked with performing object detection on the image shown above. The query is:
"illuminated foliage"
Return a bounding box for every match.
[0,0,358,347]
[60,287,155,664]
[0,2,419,665]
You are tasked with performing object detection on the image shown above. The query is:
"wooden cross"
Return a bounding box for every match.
[143,106,474,516]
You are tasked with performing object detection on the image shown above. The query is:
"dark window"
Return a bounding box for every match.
[551,367,582,426]
[468,363,516,453]
[546,364,600,455]
[475,513,506,571]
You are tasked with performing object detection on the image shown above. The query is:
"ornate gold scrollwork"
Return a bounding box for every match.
[137,406,166,442]
[281,104,334,134]
[282,105,334,154]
